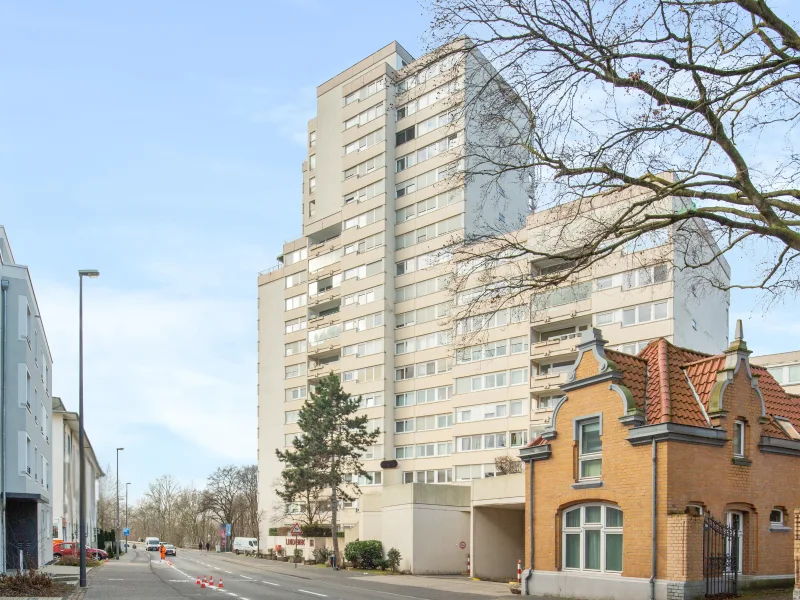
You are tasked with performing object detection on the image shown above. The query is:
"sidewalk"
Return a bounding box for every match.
[81,549,186,600]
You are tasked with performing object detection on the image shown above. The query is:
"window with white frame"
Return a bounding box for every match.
[395,189,463,224]
[344,152,384,180]
[733,420,745,457]
[395,330,451,354]
[622,264,669,290]
[510,430,528,447]
[416,441,453,458]
[396,445,414,459]
[344,76,385,105]
[532,282,591,310]
[344,101,384,130]
[343,259,383,281]
[285,271,307,289]
[343,311,383,333]
[538,361,573,376]
[456,305,527,334]
[342,285,383,308]
[456,340,508,364]
[365,418,383,433]
[455,463,496,481]
[309,131,316,147]
[285,293,307,311]
[285,363,307,380]
[285,411,299,424]
[613,340,651,355]
[396,275,450,303]
[285,386,307,402]
[395,214,463,250]
[774,416,800,440]
[395,160,461,198]
[402,469,453,484]
[343,205,385,230]
[395,419,414,433]
[285,317,307,334]
[578,417,602,479]
[621,301,668,326]
[344,232,384,256]
[342,339,383,358]
[455,368,528,394]
[285,340,307,357]
[345,471,382,486]
[537,395,564,410]
[342,365,383,383]
[563,504,623,572]
[767,364,800,386]
[283,247,308,266]
[457,432,507,451]
[395,301,450,328]
[396,133,460,173]
[359,393,383,409]
[285,433,303,447]
[308,324,341,346]
[395,79,459,119]
[309,177,316,193]
[456,402,507,423]
[343,179,386,206]
[344,127,385,155]
[416,413,453,431]
[309,154,316,169]
[361,444,383,460]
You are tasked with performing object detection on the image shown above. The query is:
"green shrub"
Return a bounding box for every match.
[374,558,388,571]
[313,547,332,563]
[386,547,401,572]
[268,528,278,536]
[301,524,333,537]
[293,548,303,562]
[276,547,286,557]
[344,540,382,569]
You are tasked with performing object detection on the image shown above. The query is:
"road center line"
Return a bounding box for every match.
[240,575,254,579]
[262,581,280,586]
[224,570,232,574]
[298,590,327,597]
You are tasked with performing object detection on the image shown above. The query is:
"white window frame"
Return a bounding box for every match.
[562,504,623,573]
[733,420,745,458]
[577,416,602,481]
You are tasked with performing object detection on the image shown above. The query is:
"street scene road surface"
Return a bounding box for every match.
[86,548,517,600]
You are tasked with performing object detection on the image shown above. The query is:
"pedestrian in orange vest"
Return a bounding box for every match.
[159,544,166,561]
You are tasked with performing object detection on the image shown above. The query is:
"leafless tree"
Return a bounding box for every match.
[495,455,523,475]
[201,465,245,541]
[421,0,800,304]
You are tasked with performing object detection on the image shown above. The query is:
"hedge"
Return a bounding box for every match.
[344,540,382,569]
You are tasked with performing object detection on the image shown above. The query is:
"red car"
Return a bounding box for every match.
[53,542,108,561]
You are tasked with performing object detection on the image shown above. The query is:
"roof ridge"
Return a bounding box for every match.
[681,354,725,368]
[604,347,648,364]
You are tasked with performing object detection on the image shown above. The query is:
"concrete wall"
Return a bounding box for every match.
[412,503,470,574]
[472,506,524,580]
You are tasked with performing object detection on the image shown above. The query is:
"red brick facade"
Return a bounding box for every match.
[520,325,800,599]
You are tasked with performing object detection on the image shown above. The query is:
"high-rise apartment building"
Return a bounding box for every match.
[752,351,800,396]
[257,41,731,536]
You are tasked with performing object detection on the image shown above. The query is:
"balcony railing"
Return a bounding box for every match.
[530,371,567,391]
[531,336,580,359]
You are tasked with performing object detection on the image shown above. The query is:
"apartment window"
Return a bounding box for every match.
[396,189,463,224]
[510,400,524,416]
[359,393,383,409]
[395,214,464,250]
[456,306,525,334]
[344,101,384,130]
[456,402,509,422]
[309,154,316,170]
[416,441,453,458]
[396,446,414,459]
[343,205,385,229]
[622,264,669,290]
[285,293,307,311]
[284,363,306,380]
[283,247,308,266]
[284,317,308,333]
[344,127,385,155]
[365,418,383,433]
[344,153,384,180]
[563,505,623,572]
[343,179,385,205]
[396,125,416,146]
[285,386,307,402]
[395,393,414,407]
[345,471,382,486]
[596,276,614,291]
[733,420,745,458]
[395,419,414,433]
[537,395,565,410]
[403,469,453,484]
[417,385,452,404]
[284,411,300,425]
[344,77,385,105]
[615,340,651,355]
[309,177,316,193]
[308,324,341,346]
[361,444,383,460]
[285,433,303,447]
[285,271,307,289]
[344,232,384,256]
[510,336,529,354]
[532,282,592,309]
[342,339,383,358]
[455,463,496,481]
[342,365,383,382]
[343,311,383,332]
[621,301,668,326]
[578,417,602,480]
[395,160,461,199]
[309,131,316,147]
[510,431,528,447]
[396,78,459,119]
[416,413,452,431]
[767,364,800,385]
[285,340,307,357]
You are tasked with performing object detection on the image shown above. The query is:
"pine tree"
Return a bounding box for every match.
[275,372,380,565]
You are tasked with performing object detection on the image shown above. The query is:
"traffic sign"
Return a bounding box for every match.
[290,522,302,535]
[123,528,130,537]
[459,541,466,550]
[225,523,231,536]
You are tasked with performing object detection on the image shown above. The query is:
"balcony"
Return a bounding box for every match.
[530,371,567,392]
[531,298,592,324]
[309,308,341,329]
[530,336,580,360]
[308,263,342,283]
[308,339,341,358]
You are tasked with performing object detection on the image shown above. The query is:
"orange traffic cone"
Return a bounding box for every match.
[218,578,224,589]
[210,575,214,587]
[201,575,207,588]
[196,576,201,585]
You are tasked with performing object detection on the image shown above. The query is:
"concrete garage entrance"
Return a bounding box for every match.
[470,473,526,581]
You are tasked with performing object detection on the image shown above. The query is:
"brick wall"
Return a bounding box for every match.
[794,509,799,600]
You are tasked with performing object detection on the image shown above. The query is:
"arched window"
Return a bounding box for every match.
[562,504,623,573]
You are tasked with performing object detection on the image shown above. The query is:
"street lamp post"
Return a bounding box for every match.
[116,447,124,559]
[125,482,131,554]
[78,269,99,588]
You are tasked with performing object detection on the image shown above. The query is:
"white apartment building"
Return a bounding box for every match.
[752,351,800,396]
[256,40,731,543]
[51,397,103,546]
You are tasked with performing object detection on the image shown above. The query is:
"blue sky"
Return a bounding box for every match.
[1,1,799,502]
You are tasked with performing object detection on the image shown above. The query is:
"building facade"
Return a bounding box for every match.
[51,397,102,548]
[519,323,800,599]
[256,41,731,536]
[0,226,54,569]
[753,351,800,396]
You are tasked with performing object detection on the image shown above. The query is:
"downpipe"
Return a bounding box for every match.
[1,279,8,574]
[650,439,657,600]
[523,458,534,594]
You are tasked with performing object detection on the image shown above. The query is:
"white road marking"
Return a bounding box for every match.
[108,578,124,581]
[241,575,254,580]
[298,590,327,597]
[215,567,222,570]
[224,570,232,574]
[262,581,280,586]
[227,594,238,597]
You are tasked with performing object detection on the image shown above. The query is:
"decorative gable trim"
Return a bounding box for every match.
[565,328,617,384]
[519,444,552,462]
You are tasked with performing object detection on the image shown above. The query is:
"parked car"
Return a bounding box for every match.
[232,537,258,555]
[164,544,176,557]
[52,542,108,561]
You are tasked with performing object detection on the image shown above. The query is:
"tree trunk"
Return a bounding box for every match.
[330,487,339,568]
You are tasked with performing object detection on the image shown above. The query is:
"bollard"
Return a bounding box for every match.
[19,550,24,574]
[467,554,471,577]
[517,559,521,584]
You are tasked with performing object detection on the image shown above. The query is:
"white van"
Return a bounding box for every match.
[145,537,160,551]
[232,537,258,555]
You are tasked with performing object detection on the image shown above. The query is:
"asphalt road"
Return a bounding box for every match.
[150,547,514,600]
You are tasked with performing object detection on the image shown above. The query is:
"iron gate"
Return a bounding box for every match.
[703,514,738,599]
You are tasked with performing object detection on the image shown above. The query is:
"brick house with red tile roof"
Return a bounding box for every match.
[519,321,800,600]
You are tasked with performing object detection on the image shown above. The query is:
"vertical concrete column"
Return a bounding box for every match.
[793,509,800,600]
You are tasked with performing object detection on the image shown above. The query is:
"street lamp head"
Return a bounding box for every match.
[78,270,100,278]
[117,447,124,451]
